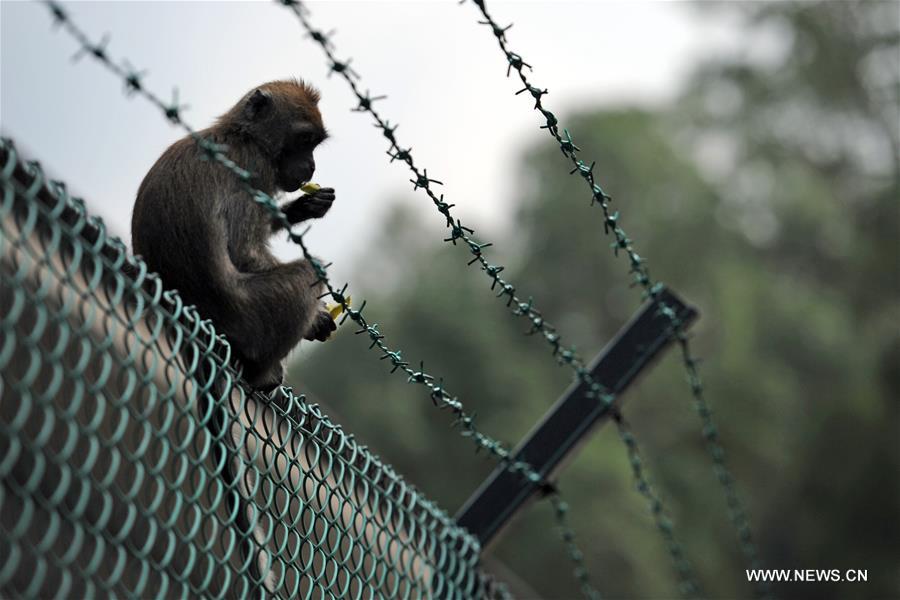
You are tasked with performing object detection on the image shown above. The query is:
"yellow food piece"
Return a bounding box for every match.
[327,295,351,321]
[301,182,321,194]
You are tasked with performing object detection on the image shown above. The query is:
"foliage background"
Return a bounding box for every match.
[289,2,898,598]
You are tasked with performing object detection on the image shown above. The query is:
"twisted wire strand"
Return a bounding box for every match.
[464,0,769,596]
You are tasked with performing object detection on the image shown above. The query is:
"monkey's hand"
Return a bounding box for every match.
[304,310,338,342]
[283,187,336,224]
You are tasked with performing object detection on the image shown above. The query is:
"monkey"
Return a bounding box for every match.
[133,81,338,592]
[132,79,337,392]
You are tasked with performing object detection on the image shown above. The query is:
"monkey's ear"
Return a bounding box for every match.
[244,89,272,120]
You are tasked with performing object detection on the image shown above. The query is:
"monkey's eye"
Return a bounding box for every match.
[290,128,327,149]
[290,131,318,148]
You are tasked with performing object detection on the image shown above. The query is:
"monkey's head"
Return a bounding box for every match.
[223,79,327,192]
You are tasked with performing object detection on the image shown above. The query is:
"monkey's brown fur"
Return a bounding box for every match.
[133,79,336,390]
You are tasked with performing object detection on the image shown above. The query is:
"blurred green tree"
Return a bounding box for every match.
[290,2,898,598]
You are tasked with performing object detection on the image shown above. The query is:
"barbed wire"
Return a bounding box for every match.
[463,0,769,596]
[276,1,702,596]
[612,412,698,597]
[546,492,601,600]
[277,1,611,405]
[41,2,604,597]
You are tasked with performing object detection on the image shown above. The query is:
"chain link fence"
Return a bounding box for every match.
[0,139,508,599]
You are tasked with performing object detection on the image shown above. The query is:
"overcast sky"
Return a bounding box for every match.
[1,1,739,286]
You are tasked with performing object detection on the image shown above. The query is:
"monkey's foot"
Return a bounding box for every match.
[304,310,337,342]
[256,375,284,396]
[245,362,284,394]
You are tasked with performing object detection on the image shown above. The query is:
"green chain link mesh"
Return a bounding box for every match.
[0,139,510,599]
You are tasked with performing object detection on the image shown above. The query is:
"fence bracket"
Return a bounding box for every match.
[455,287,698,547]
